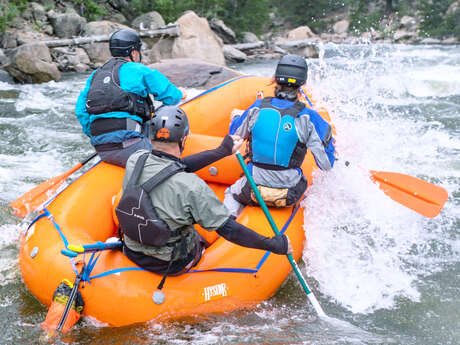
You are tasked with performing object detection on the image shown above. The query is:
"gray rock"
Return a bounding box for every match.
[149,58,239,88]
[1,32,17,49]
[4,43,61,83]
[0,48,9,67]
[48,10,87,38]
[223,45,247,63]
[132,11,165,31]
[420,38,442,44]
[50,46,90,72]
[242,32,259,43]
[393,29,418,42]
[442,37,458,44]
[31,2,47,23]
[210,18,236,44]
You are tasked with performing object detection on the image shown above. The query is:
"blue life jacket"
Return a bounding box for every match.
[251,97,307,169]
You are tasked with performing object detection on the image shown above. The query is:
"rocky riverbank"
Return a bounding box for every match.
[0,1,458,85]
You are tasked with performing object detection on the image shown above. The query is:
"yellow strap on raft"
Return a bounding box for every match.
[67,244,84,253]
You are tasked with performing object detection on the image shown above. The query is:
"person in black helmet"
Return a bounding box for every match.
[117,105,292,277]
[224,54,336,217]
[75,29,187,167]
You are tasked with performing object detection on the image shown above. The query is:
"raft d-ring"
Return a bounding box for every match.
[153,291,165,304]
[30,247,39,258]
[209,166,218,176]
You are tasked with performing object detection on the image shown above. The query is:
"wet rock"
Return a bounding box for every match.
[210,18,236,44]
[48,9,87,38]
[132,11,165,31]
[223,45,247,63]
[4,43,61,83]
[148,58,239,88]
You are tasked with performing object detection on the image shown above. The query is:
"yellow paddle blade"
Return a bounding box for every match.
[370,171,448,218]
[9,163,82,218]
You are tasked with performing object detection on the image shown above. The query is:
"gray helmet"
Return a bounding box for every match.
[150,106,190,147]
[274,54,308,87]
[109,29,142,57]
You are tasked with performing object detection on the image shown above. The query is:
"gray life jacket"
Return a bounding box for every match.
[115,152,185,247]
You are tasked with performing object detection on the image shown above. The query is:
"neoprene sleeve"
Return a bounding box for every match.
[181,135,234,172]
[216,217,288,255]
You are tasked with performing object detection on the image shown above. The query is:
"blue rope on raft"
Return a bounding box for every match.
[300,89,314,107]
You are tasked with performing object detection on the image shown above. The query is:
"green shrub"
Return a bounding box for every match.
[418,0,458,39]
[71,0,106,21]
[0,0,27,33]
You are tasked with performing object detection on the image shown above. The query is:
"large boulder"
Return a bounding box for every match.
[48,9,87,38]
[148,58,239,88]
[4,43,61,83]
[131,11,165,31]
[82,21,131,66]
[169,11,225,66]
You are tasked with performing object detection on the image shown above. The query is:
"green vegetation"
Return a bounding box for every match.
[418,0,459,39]
[70,0,106,21]
[0,0,27,33]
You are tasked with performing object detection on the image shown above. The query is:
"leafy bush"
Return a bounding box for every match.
[0,0,27,33]
[418,0,458,38]
[71,0,106,21]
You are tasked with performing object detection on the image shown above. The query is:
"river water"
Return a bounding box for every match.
[0,44,458,345]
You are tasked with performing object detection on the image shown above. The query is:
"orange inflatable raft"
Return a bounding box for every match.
[19,76,334,326]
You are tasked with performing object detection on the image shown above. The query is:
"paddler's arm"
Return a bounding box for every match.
[181,135,243,172]
[216,217,292,255]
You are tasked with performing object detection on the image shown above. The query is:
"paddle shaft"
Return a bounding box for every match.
[235,152,326,317]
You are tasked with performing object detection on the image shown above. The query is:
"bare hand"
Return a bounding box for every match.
[178,87,187,100]
[230,135,243,154]
[286,236,293,255]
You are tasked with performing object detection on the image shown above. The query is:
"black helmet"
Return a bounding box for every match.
[274,54,308,87]
[109,29,142,57]
[150,106,190,149]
